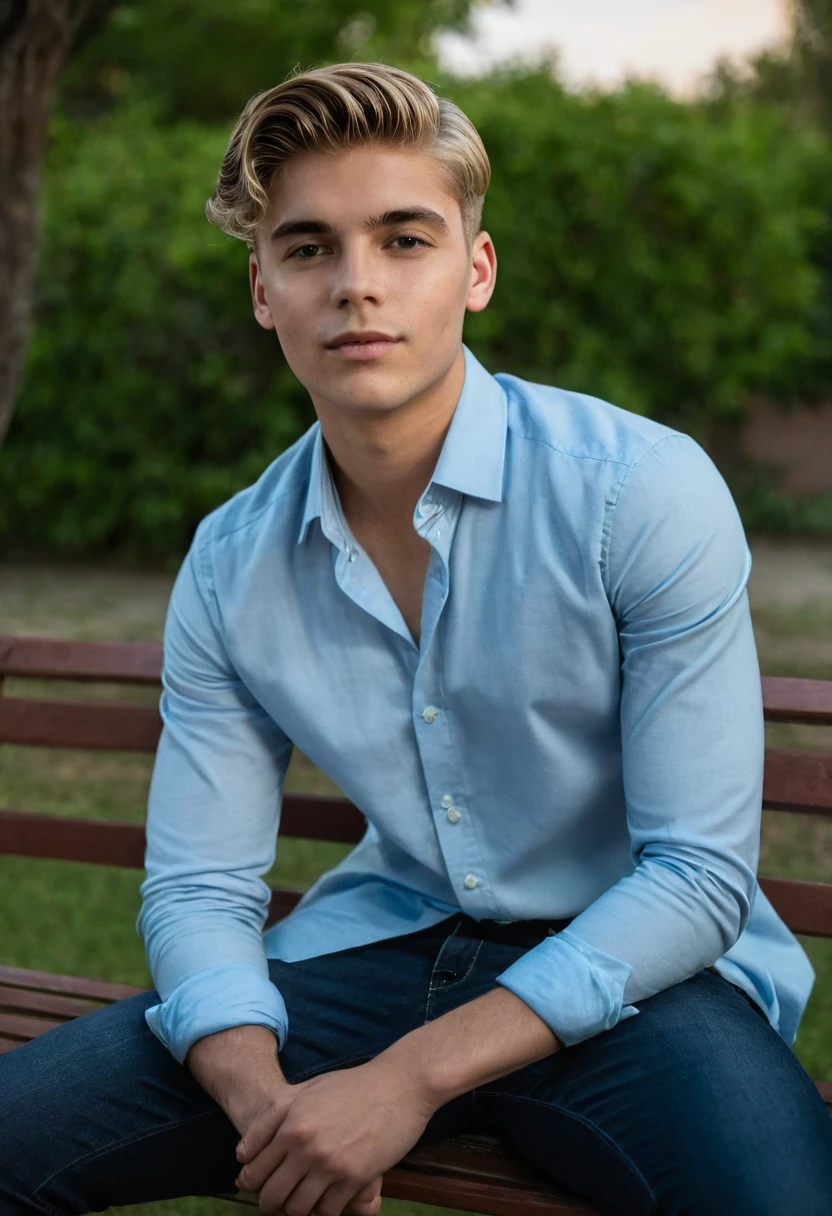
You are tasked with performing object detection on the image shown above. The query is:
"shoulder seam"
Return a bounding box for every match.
[600,432,692,593]
[506,419,634,468]
[194,482,302,554]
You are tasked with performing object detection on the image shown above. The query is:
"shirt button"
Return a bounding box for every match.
[447,807,461,823]
[463,873,478,890]
[348,549,357,563]
[440,795,453,808]
[422,706,439,723]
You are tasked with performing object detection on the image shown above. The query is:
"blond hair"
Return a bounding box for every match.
[206,63,490,249]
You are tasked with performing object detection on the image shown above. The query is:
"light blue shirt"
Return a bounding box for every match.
[138,346,814,1064]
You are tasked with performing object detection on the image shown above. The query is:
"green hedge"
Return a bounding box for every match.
[2,72,830,558]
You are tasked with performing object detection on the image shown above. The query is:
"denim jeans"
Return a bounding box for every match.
[1,912,831,1215]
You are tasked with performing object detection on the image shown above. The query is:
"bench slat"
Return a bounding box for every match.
[758,877,832,938]
[390,1134,582,1191]
[0,798,364,866]
[0,637,162,685]
[0,812,148,867]
[0,1012,64,1040]
[381,1162,597,1216]
[763,750,832,815]
[0,985,101,1019]
[0,699,161,751]
[0,965,146,1003]
[762,676,832,725]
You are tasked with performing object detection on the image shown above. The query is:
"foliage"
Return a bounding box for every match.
[3,26,832,555]
[454,70,830,437]
[0,108,310,559]
[731,466,832,538]
[61,0,487,123]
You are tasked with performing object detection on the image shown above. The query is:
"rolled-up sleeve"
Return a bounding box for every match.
[137,524,293,1064]
[496,433,764,1045]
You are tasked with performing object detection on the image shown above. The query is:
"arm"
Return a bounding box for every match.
[494,431,764,1044]
[137,525,293,1067]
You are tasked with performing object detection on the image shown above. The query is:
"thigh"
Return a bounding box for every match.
[0,988,239,1215]
[0,928,455,1215]
[474,969,832,1216]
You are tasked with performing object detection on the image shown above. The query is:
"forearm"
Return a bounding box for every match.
[187,1023,288,1132]
[378,985,560,1109]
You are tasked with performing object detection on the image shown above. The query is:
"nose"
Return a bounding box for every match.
[329,242,385,310]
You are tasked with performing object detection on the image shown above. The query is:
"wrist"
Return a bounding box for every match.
[373,1030,457,1113]
[186,1024,288,1131]
[224,1064,290,1134]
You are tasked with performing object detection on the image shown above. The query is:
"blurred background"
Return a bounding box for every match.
[3,0,832,555]
[1,4,831,1215]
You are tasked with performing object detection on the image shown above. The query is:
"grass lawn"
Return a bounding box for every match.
[1,540,830,1216]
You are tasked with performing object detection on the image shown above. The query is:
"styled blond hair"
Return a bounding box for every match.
[206,63,490,249]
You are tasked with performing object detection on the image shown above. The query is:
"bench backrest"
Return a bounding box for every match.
[1,635,831,936]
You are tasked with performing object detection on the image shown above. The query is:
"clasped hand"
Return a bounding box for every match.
[234,1055,436,1216]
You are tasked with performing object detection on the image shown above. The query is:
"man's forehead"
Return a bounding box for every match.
[264,146,459,229]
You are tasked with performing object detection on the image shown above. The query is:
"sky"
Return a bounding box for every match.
[437,0,791,95]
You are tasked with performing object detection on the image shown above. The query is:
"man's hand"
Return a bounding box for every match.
[234,1054,437,1216]
[186,1025,383,1216]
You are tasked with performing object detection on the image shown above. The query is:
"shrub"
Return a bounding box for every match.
[2,72,830,557]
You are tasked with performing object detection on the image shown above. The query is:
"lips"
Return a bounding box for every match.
[327,332,398,348]
[326,333,401,361]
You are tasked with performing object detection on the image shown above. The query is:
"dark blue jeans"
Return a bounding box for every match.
[1,913,831,1215]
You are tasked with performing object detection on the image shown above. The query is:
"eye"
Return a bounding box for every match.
[290,244,324,259]
[392,235,429,250]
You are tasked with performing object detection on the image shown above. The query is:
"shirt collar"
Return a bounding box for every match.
[298,425,325,544]
[297,344,507,545]
[428,345,507,504]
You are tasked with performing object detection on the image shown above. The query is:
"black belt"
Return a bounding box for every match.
[435,913,574,946]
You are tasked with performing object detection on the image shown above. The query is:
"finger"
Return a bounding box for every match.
[236,1140,289,1194]
[276,1172,329,1216]
[256,1155,308,1216]
[238,1108,285,1165]
[345,1176,383,1216]
[313,1178,376,1216]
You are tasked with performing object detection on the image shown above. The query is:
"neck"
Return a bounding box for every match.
[317,348,466,530]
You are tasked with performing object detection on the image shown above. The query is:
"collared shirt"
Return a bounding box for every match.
[138,346,814,1064]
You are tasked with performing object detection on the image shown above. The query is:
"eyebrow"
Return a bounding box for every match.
[269,207,449,243]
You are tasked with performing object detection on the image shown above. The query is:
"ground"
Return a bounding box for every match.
[0,537,830,1216]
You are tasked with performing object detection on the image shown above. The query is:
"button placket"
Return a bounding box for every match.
[411,492,493,914]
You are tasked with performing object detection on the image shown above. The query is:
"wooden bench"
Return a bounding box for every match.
[1,633,830,1216]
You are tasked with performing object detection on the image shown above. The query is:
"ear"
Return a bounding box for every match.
[465,231,497,314]
[250,252,276,331]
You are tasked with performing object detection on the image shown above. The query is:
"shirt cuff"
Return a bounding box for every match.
[495,929,640,1046]
[143,964,289,1064]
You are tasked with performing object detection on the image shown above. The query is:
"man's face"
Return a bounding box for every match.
[249,145,495,419]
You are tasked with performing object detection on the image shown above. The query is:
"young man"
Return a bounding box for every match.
[2,62,831,1216]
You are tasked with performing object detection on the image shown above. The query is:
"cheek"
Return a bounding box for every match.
[268,282,314,353]
[402,259,469,316]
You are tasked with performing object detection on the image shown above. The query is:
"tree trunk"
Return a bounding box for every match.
[0,0,111,446]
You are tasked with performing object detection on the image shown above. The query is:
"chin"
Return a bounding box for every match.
[321,367,418,412]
